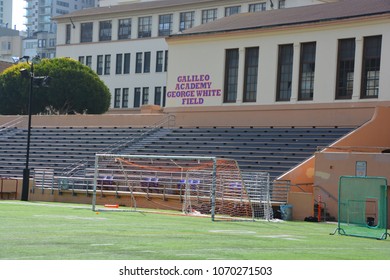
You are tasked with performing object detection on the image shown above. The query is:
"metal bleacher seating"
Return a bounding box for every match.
[0,125,355,181]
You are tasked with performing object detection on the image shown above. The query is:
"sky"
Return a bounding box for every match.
[12,0,26,31]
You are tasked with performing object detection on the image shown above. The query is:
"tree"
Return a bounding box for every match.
[0,57,111,115]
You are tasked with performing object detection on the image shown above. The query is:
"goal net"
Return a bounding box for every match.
[332,176,388,240]
[92,153,272,221]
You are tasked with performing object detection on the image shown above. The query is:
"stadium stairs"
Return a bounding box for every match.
[0,125,354,182]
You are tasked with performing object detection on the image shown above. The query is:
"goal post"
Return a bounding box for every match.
[332,176,389,240]
[91,153,272,221]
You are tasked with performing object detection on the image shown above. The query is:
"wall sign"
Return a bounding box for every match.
[166,74,222,106]
[355,161,367,177]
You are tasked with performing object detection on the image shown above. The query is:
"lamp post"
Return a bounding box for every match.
[19,56,50,201]
[20,56,34,201]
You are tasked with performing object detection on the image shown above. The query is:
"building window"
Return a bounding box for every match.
[86,56,92,68]
[243,47,259,102]
[138,16,152,38]
[336,38,355,100]
[298,42,316,101]
[156,51,164,72]
[78,56,84,64]
[249,3,266,12]
[38,39,46,48]
[96,55,103,75]
[118,18,131,40]
[116,54,123,74]
[135,52,142,73]
[278,0,286,8]
[134,88,141,108]
[158,14,172,36]
[49,38,56,47]
[114,88,121,108]
[164,50,168,72]
[224,49,239,103]
[104,55,111,75]
[144,52,151,73]
[142,87,149,105]
[99,20,112,41]
[66,24,71,44]
[122,88,129,108]
[124,53,131,74]
[80,22,93,43]
[154,87,162,105]
[276,44,293,101]
[202,9,217,24]
[225,6,241,16]
[361,35,382,99]
[179,11,195,31]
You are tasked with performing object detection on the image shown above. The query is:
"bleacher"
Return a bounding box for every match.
[0,125,355,180]
[126,126,355,180]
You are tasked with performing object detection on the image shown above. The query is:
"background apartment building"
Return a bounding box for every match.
[0,0,13,29]
[55,0,330,110]
[24,0,96,58]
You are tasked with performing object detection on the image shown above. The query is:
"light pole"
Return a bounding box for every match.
[19,56,50,201]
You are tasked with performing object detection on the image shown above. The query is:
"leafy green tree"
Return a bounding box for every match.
[0,57,111,115]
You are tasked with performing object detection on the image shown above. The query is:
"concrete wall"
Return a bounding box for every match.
[314,152,390,226]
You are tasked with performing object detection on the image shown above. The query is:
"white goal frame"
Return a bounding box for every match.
[92,153,272,221]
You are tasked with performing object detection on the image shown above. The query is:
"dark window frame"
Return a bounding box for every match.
[158,14,173,36]
[118,18,131,40]
[80,22,93,43]
[99,20,112,41]
[138,16,152,38]
[361,35,382,99]
[335,38,355,100]
[298,42,316,101]
[243,47,259,103]
[223,48,239,103]
[276,44,294,102]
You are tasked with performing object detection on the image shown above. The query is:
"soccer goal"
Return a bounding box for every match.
[331,176,389,240]
[91,153,273,221]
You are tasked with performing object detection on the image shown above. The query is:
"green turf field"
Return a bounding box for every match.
[0,201,389,260]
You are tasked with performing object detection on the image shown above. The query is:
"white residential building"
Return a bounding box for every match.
[24,0,97,58]
[0,0,12,28]
[54,0,332,110]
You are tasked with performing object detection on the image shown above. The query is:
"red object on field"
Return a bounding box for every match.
[104,204,119,208]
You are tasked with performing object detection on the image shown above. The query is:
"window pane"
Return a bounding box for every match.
[122,88,129,108]
[96,55,103,75]
[277,44,293,101]
[118,18,131,40]
[116,54,123,74]
[138,16,152,38]
[224,49,239,103]
[135,52,142,73]
[243,47,259,102]
[124,53,131,74]
[99,20,112,41]
[158,14,172,36]
[361,35,381,98]
[80,22,93,43]
[299,42,316,101]
[336,38,355,99]
[104,54,111,75]
[225,6,241,16]
[144,52,151,73]
[179,12,195,31]
[156,51,163,72]
[202,9,217,24]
